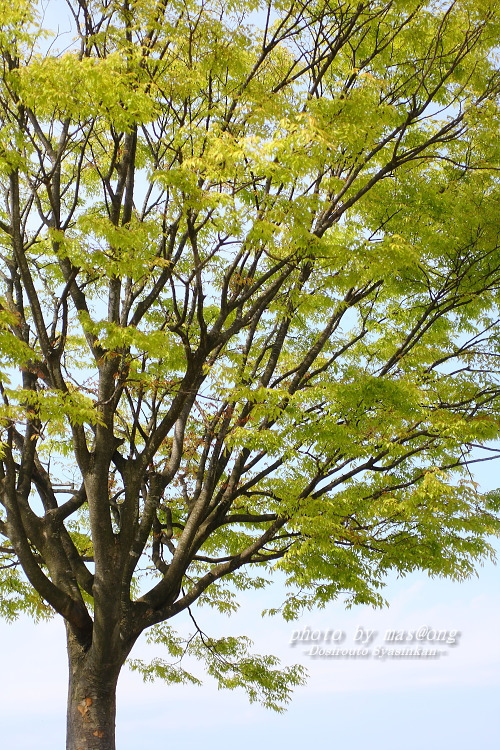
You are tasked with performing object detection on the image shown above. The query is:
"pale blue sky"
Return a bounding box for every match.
[2,538,499,749]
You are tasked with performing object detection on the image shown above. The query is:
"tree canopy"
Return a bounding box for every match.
[1,0,500,747]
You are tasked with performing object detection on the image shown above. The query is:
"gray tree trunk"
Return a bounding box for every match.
[66,628,122,750]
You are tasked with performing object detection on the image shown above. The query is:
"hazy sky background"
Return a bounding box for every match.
[2,525,499,749]
[2,454,499,749]
[1,2,499,748]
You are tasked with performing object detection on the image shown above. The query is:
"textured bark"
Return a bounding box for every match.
[66,630,122,750]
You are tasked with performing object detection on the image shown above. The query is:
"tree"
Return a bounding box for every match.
[1,0,500,746]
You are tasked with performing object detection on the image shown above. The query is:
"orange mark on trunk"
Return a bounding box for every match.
[77,697,93,718]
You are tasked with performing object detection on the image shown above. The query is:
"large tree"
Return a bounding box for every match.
[1,0,500,747]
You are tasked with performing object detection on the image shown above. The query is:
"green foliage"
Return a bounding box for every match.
[130,621,306,711]
[0,0,500,722]
[0,557,54,621]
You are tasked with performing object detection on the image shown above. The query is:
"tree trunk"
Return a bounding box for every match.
[66,630,122,750]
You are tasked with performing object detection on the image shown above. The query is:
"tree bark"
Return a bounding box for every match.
[66,629,122,750]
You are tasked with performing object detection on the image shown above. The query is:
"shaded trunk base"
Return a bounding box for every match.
[66,625,123,750]
[67,666,119,750]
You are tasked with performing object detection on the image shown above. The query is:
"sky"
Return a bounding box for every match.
[1,531,499,749]
[1,2,499,748]
[2,443,499,750]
